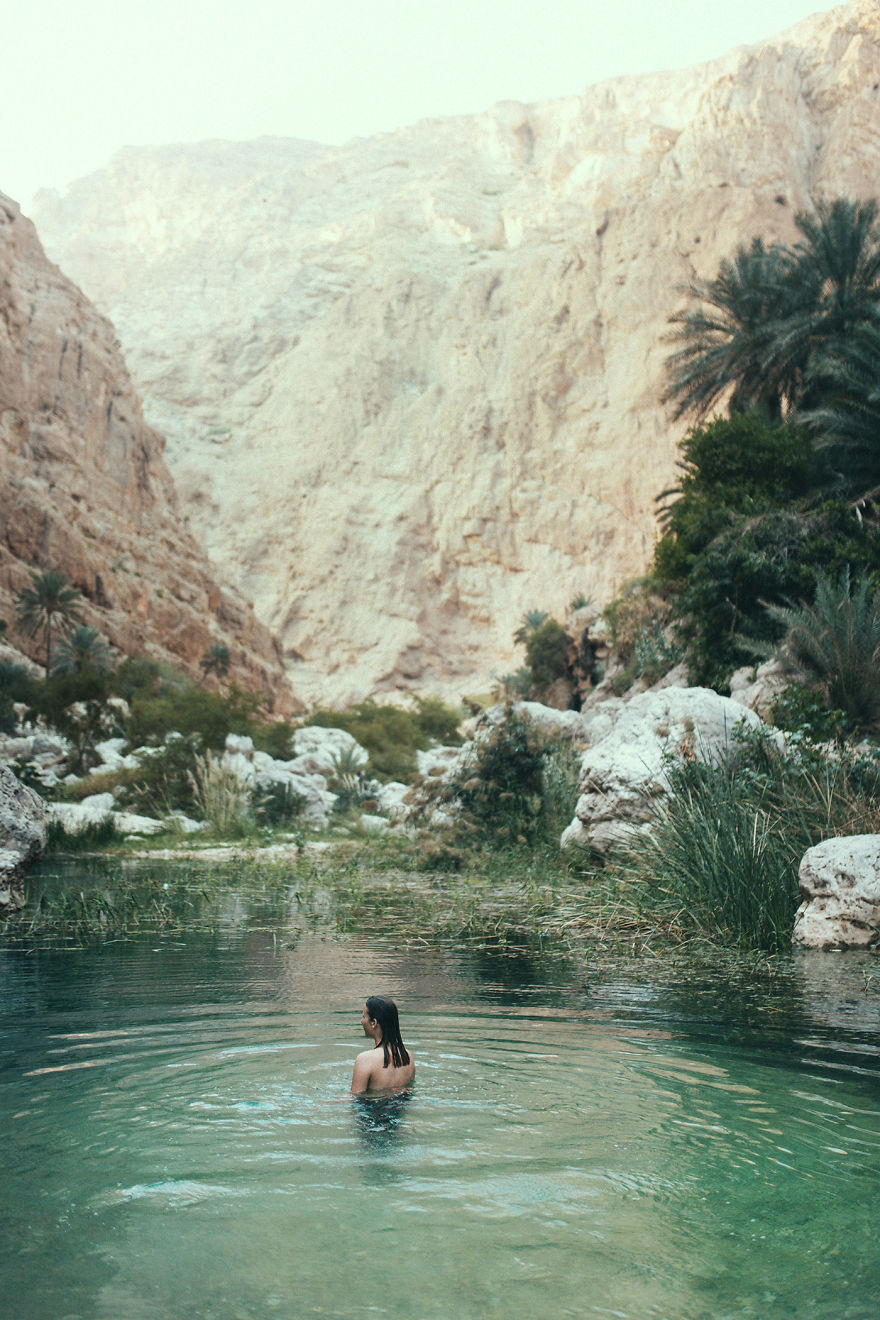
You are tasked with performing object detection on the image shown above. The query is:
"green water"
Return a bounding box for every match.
[1,919,879,1319]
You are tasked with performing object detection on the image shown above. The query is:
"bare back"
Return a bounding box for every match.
[351,1044,415,1094]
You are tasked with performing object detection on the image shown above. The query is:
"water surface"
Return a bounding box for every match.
[2,921,879,1319]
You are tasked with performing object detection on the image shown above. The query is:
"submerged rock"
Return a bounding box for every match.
[0,764,47,908]
[794,835,880,950]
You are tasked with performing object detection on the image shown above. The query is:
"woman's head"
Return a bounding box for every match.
[364,995,410,1068]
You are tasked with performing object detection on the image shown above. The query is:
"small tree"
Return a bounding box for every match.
[524,619,570,693]
[15,570,83,672]
[50,625,113,677]
[199,642,231,686]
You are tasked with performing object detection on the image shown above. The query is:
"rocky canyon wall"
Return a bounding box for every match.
[30,0,880,702]
[0,195,294,710]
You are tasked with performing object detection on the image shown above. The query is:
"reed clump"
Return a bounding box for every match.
[621,729,880,951]
[187,751,253,838]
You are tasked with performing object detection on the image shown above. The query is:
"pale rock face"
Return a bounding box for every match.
[561,686,771,852]
[0,764,47,904]
[794,835,880,949]
[0,196,293,711]
[29,1,880,702]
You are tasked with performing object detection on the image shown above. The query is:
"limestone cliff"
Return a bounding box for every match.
[0,195,294,710]
[31,0,880,702]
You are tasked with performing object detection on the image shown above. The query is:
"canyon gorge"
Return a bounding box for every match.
[0,197,293,709]
[14,0,880,702]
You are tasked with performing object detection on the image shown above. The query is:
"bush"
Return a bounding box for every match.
[760,567,880,734]
[768,683,847,742]
[251,719,297,760]
[128,682,259,750]
[114,735,203,817]
[0,661,40,732]
[624,730,880,951]
[431,707,580,846]
[254,780,305,827]
[668,501,880,688]
[306,698,462,781]
[654,414,816,583]
[524,619,570,693]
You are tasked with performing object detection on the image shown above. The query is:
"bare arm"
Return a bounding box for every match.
[350,1051,375,1095]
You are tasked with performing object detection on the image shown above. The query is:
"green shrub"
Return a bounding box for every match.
[412,695,463,745]
[431,707,579,846]
[0,661,40,732]
[114,735,203,816]
[128,682,258,750]
[306,698,462,782]
[654,414,816,582]
[250,719,297,760]
[253,780,305,827]
[768,683,847,742]
[669,501,880,688]
[759,567,880,734]
[524,619,570,693]
[624,731,880,951]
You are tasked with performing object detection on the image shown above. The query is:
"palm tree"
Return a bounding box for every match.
[803,316,880,502]
[664,238,807,421]
[50,625,113,677]
[15,570,83,672]
[199,641,231,685]
[760,566,880,733]
[665,198,880,424]
[513,610,549,645]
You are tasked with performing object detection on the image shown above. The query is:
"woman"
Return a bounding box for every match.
[350,995,415,1094]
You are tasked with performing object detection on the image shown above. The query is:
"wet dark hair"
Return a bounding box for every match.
[365,995,411,1068]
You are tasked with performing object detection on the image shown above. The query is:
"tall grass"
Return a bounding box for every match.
[187,751,253,838]
[624,732,880,951]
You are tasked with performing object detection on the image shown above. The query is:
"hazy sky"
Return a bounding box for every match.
[6,0,837,212]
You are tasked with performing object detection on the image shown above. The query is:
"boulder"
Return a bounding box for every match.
[793,835,880,949]
[514,702,590,741]
[46,798,115,833]
[416,745,462,777]
[375,781,411,819]
[729,660,788,719]
[290,727,368,775]
[252,767,337,829]
[225,733,255,757]
[360,813,390,835]
[561,686,773,853]
[0,764,47,907]
[90,737,141,773]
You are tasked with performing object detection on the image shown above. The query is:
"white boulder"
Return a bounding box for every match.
[46,797,115,833]
[290,726,368,775]
[90,737,140,773]
[416,745,462,777]
[375,781,411,819]
[793,835,880,949]
[561,686,774,853]
[514,702,589,740]
[225,733,255,757]
[0,764,47,906]
[360,813,390,835]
